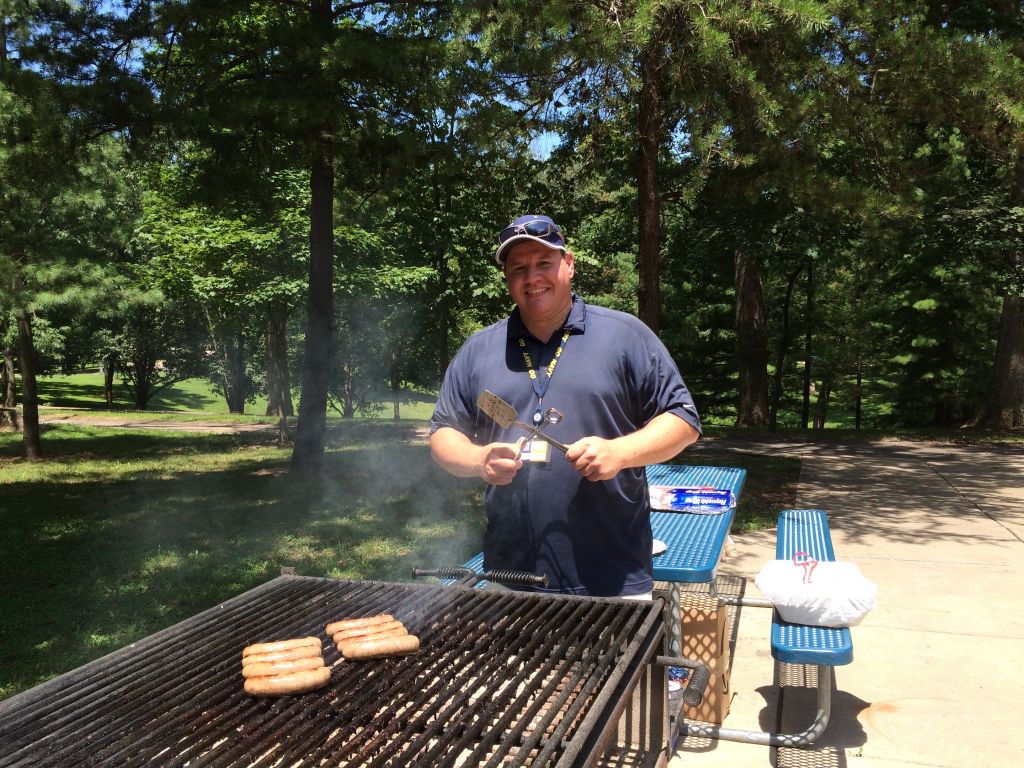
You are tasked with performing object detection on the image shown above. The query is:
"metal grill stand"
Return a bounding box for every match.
[0,576,669,768]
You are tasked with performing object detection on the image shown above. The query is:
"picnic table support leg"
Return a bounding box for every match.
[679,663,832,747]
[720,594,774,609]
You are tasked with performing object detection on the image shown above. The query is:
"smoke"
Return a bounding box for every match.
[277,423,485,585]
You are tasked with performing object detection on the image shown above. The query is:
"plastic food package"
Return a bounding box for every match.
[755,553,877,627]
[648,486,733,512]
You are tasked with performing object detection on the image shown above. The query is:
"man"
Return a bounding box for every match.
[430,214,701,597]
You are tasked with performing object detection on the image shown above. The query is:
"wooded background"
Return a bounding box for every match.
[2,1,1022,468]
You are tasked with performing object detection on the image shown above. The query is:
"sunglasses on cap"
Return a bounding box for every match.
[498,219,564,245]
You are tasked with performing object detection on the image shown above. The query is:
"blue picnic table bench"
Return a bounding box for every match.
[685,508,855,748]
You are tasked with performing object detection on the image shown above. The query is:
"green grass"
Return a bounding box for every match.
[0,422,483,701]
[667,448,802,532]
[35,369,439,420]
[35,370,248,413]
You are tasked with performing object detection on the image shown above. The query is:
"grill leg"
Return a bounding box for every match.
[612,662,669,767]
[647,663,671,765]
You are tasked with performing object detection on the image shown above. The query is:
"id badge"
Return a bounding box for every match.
[520,437,550,463]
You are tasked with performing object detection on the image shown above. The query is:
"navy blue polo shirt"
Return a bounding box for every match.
[431,294,701,596]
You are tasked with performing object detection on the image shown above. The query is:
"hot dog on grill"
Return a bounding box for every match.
[241,655,325,679]
[243,666,331,696]
[242,644,321,665]
[331,619,405,644]
[325,614,394,636]
[242,636,320,658]
[334,624,408,648]
[339,633,420,660]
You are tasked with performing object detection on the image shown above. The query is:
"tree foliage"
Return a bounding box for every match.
[2,0,1022,461]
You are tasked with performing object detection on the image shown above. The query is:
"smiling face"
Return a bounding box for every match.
[503,241,575,340]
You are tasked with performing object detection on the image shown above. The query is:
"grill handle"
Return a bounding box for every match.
[412,567,549,588]
[655,656,712,707]
[412,566,478,585]
[482,569,549,588]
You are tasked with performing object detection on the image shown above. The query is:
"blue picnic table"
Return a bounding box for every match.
[647,464,746,585]
[646,464,747,666]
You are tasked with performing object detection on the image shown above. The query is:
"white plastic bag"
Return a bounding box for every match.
[755,553,877,627]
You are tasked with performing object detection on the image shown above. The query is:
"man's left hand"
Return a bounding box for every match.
[565,437,624,482]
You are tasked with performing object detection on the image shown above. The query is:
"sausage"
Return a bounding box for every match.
[339,633,420,660]
[242,637,320,658]
[333,624,407,648]
[325,614,394,636]
[242,644,321,665]
[242,655,325,679]
[331,620,405,644]
[243,666,331,696]
[331,620,405,643]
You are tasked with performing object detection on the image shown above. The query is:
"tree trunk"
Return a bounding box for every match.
[127,345,156,411]
[855,355,863,430]
[2,341,19,431]
[16,310,42,458]
[974,292,1024,428]
[341,363,355,418]
[436,249,450,382]
[769,265,803,431]
[734,246,770,427]
[291,124,335,473]
[813,375,832,429]
[265,305,293,418]
[973,156,1024,428]
[391,350,400,421]
[222,331,247,414]
[102,355,116,408]
[434,178,452,382]
[133,374,152,411]
[802,258,814,428]
[636,44,663,334]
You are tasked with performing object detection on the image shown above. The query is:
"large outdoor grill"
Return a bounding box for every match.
[0,575,675,767]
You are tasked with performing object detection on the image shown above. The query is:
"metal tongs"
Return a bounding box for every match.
[476,390,569,453]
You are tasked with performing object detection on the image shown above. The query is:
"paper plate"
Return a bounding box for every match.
[652,539,667,556]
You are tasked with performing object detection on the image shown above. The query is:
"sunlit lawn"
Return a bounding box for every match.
[0,422,483,701]
[35,369,438,420]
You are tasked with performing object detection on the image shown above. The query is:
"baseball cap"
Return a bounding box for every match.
[494,214,566,265]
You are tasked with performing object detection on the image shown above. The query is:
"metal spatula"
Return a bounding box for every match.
[477,390,569,453]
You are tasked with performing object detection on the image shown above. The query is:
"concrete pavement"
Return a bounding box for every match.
[668,439,1024,768]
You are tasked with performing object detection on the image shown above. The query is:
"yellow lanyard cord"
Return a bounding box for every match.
[518,331,570,401]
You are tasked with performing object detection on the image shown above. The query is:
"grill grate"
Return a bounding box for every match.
[0,576,664,767]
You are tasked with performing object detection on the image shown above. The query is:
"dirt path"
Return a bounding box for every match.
[38,412,279,434]
[35,412,434,440]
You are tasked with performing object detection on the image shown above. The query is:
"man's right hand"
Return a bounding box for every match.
[479,438,526,485]
[430,427,525,485]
